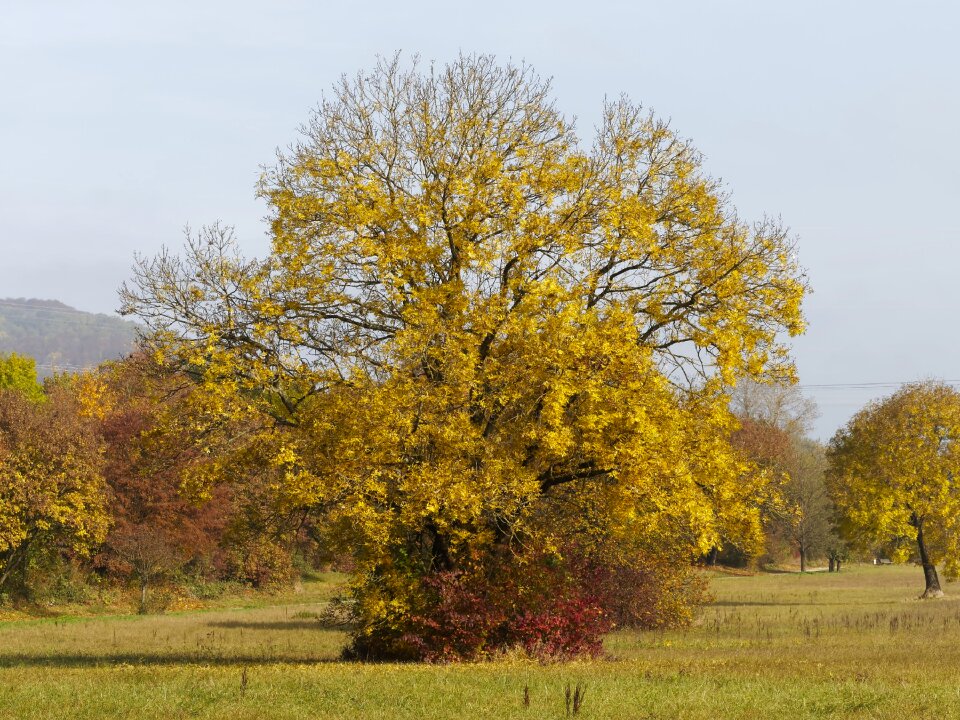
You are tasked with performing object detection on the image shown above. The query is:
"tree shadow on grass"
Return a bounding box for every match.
[709,600,819,607]
[0,652,344,668]
[206,620,330,631]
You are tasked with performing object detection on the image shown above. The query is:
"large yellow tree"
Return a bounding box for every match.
[122,55,807,658]
[828,381,960,598]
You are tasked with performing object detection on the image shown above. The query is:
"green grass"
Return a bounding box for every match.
[3,565,960,718]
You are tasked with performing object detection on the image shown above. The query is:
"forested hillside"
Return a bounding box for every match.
[0,298,138,375]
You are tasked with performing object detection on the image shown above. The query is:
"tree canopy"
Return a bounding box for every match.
[0,379,108,591]
[828,381,960,598]
[730,384,834,572]
[121,54,807,658]
[0,352,44,403]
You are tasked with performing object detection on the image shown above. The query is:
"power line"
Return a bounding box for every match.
[799,380,960,391]
[3,304,959,389]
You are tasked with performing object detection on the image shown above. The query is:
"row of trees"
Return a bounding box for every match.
[8,341,952,625]
[0,351,324,612]
[728,381,840,573]
[0,351,847,612]
[9,339,952,620]
[730,378,960,602]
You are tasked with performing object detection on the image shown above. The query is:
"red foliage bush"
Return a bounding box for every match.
[506,595,610,658]
[401,570,507,662]
[400,566,613,662]
[368,547,705,662]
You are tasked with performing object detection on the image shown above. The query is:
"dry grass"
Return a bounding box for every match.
[2,565,960,718]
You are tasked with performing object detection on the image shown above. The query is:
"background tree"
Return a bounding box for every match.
[0,379,108,593]
[730,379,818,438]
[729,383,835,571]
[723,416,791,567]
[122,55,807,658]
[779,438,833,572]
[99,354,330,591]
[109,525,185,614]
[0,352,44,403]
[95,356,232,609]
[828,381,960,598]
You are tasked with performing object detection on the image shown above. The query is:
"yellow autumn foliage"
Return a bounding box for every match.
[0,379,108,590]
[828,381,960,591]
[121,55,806,653]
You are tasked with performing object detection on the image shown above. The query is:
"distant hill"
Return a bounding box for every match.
[0,298,139,376]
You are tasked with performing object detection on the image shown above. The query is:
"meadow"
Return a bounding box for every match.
[2,565,960,719]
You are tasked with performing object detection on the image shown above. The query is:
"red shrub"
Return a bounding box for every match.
[397,556,614,662]
[507,595,610,658]
[386,546,706,662]
[402,571,507,662]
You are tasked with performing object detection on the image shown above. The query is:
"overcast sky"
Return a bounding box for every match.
[1,0,958,439]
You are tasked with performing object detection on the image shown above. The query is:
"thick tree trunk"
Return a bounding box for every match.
[835,559,841,572]
[425,522,453,572]
[828,557,835,573]
[799,548,806,573]
[914,515,944,599]
[0,551,19,592]
[0,541,30,592]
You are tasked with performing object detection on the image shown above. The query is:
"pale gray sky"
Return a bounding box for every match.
[1,0,958,439]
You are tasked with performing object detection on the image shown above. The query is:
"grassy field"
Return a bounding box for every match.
[3,565,960,718]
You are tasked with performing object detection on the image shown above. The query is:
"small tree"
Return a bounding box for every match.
[109,526,184,613]
[825,538,848,572]
[730,392,834,572]
[828,381,960,598]
[780,439,833,572]
[0,352,44,403]
[730,379,818,438]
